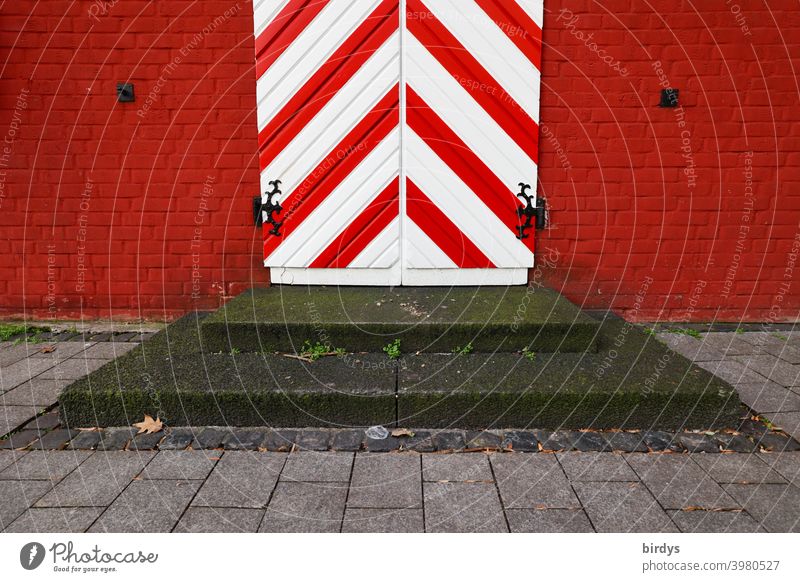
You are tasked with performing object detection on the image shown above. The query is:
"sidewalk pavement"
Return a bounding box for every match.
[0,328,799,533]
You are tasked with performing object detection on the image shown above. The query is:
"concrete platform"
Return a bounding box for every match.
[200,286,600,354]
[59,307,741,430]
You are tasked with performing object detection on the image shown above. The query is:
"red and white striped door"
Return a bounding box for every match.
[254,0,542,286]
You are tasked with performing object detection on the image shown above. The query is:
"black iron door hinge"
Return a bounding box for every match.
[515,183,546,240]
[253,180,284,236]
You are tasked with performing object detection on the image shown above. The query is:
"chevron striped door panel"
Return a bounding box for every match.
[253,0,542,286]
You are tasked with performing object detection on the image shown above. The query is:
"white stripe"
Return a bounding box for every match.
[516,0,544,30]
[256,0,382,131]
[428,0,540,117]
[405,129,533,268]
[261,32,399,195]
[270,267,402,285]
[252,0,292,38]
[350,217,401,269]
[403,218,456,269]
[266,128,400,267]
[405,33,535,189]
[401,267,528,284]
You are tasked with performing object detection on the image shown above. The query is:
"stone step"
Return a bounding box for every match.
[59,312,741,431]
[200,286,600,354]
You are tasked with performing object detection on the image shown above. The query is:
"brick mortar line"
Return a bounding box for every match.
[338,452,357,533]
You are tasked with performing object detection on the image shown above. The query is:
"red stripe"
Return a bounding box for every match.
[263,87,400,258]
[406,88,533,252]
[255,0,330,79]
[473,0,542,68]
[406,179,495,269]
[310,177,399,268]
[259,0,398,169]
[406,0,538,164]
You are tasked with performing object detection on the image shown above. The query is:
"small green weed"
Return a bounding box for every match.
[0,324,29,341]
[301,340,344,361]
[383,339,401,360]
[452,342,473,355]
[668,328,702,339]
[522,347,536,361]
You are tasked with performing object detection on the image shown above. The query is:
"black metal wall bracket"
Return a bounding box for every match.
[253,180,284,236]
[515,183,546,239]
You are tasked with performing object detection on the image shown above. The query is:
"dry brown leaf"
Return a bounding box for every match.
[39,345,56,353]
[133,415,163,435]
[391,428,415,438]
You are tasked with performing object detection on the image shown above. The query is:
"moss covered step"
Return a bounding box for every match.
[59,312,741,430]
[200,286,600,354]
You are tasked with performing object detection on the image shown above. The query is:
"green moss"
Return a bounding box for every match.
[383,339,401,360]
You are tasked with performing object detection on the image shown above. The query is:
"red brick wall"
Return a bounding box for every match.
[0,1,798,322]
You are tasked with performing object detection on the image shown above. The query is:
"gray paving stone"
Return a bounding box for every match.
[37,358,108,381]
[261,429,297,452]
[128,431,164,451]
[713,433,757,453]
[331,429,363,451]
[398,430,435,452]
[655,333,726,362]
[35,451,154,507]
[0,405,38,436]
[723,483,800,532]
[30,342,94,362]
[342,508,424,533]
[431,431,465,451]
[175,507,264,533]
[159,428,196,450]
[0,343,41,367]
[423,453,493,482]
[192,451,285,508]
[764,413,800,442]
[281,451,353,482]
[732,355,800,387]
[348,453,422,509]
[260,481,347,533]
[295,430,331,451]
[574,481,678,533]
[141,450,219,480]
[97,428,137,451]
[465,431,503,449]
[366,435,401,452]
[0,480,56,530]
[79,342,138,359]
[753,430,800,452]
[603,431,648,452]
[696,360,769,385]
[193,427,229,449]
[506,509,594,533]
[501,431,539,452]
[557,452,639,482]
[739,333,800,364]
[90,480,200,533]
[5,507,104,533]
[757,452,800,485]
[23,412,61,431]
[642,430,683,452]
[0,450,91,481]
[535,430,578,451]
[491,453,580,509]
[424,482,507,532]
[68,430,102,450]
[676,433,719,453]
[668,509,764,533]
[0,430,40,450]
[627,454,739,510]
[0,450,25,473]
[693,453,787,484]
[701,333,766,357]
[0,358,55,390]
[223,430,266,450]
[736,382,800,413]
[573,431,611,452]
[1,378,70,406]
[30,429,78,450]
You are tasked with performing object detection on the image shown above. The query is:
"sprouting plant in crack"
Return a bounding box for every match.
[383,339,401,360]
[667,327,702,339]
[452,342,473,355]
[522,347,536,361]
[230,347,241,355]
[301,340,345,362]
